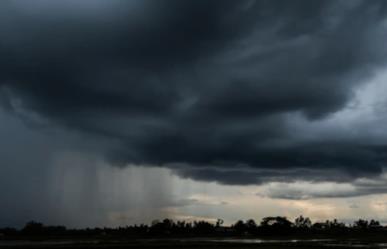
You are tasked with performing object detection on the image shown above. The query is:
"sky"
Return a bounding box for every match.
[1,0,387,228]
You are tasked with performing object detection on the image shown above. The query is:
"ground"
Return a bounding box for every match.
[1,238,387,249]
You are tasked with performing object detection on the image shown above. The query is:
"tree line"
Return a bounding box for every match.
[0,216,385,238]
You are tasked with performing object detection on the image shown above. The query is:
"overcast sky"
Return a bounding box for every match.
[1,0,387,228]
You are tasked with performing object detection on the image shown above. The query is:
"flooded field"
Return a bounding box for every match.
[1,238,387,249]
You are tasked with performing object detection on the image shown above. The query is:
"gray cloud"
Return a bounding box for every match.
[260,174,387,200]
[1,0,387,186]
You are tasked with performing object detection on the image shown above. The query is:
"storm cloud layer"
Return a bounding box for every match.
[1,0,387,185]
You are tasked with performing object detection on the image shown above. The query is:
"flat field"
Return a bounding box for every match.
[1,238,387,249]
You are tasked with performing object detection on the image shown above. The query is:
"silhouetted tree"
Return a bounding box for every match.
[327,219,345,229]
[233,220,246,235]
[261,216,293,228]
[149,219,174,235]
[353,219,369,229]
[22,221,44,235]
[295,215,312,228]
[260,216,293,235]
[193,221,215,235]
[245,219,257,234]
[216,219,224,227]
[369,219,381,229]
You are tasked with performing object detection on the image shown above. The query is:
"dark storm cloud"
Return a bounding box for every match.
[1,0,387,186]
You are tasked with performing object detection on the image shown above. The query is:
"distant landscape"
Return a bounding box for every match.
[2,216,387,248]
